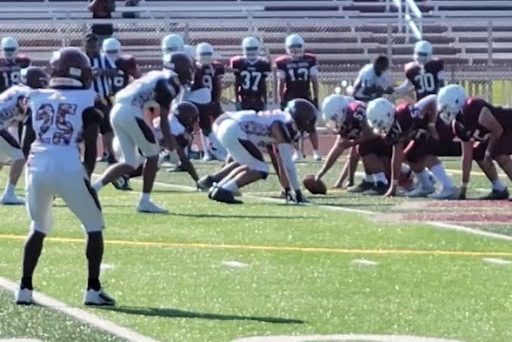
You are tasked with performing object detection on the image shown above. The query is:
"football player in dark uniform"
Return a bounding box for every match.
[193,42,226,161]
[275,34,321,161]
[102,37,141,95]
[0,37,31,93]
[231,37,271,112]
[438,84,511,200]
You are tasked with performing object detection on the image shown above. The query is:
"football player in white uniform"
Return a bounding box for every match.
[0,67,48,205]
[198,99,317,204]
[16,48,114,306]
[92,52,194,213]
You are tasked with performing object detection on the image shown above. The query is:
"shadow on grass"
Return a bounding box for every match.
[96,306,305,324]
[172,212,319,220]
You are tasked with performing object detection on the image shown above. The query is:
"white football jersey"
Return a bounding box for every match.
[115,69,181,112]
[353,63,392,100]
[28,88,97,169]
[0,85,31,129]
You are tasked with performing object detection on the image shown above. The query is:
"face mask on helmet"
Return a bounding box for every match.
[322,95,349,134]
[102,38,122,62]
[285,34,305,59]
[161,34,184,55]
[1,37,19,60]
[196,43,214,66]
[366,98,395,136]
[437,85,466,124]
[413,41,433,65]
[242,37,260,61]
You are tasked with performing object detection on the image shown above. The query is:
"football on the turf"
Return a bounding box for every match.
[303,175,327,195]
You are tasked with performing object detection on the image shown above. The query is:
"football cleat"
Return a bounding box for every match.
[405,184,435,198]
[84,288,116,306]
[136,199,169,214]
[112,175,132,191]
[1,193,25,205]
[210,187,242,204]
[363,181,388,196]
[15,287,33,305]
[313,152,322,161]
[292,151,305,162]
[428,186,459,200]
[347,180,374,193]
[479,188,509,200]
[198,176,215,191]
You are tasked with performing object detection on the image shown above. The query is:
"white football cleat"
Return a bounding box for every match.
[15,287,33,305]
[428,186,459,200]
[136,198,168,214]
[292,151,302,162]
[1,193,25,205]
[84,288,116,306]
[406,184,435,198]
[313,152,322,161]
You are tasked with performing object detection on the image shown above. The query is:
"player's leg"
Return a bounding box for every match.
[335,145,359,188]
[475,158,508,199]
[309,128,322,161]
[0,129,26,205]
[198,160,240,191]
[98,101,116,164]
[16,171,54,304]
[403,139,436,197]
[424,155,458,199]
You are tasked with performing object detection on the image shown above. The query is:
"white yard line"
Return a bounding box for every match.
[0,277,158,342]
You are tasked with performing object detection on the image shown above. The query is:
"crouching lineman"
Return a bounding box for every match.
[315,95,391,195]
[0,67,48,205]
[92,53,194,213]
[16,48,114,305]
[198,99,317,204]
[366,95,457,198]
[438,84,511,200]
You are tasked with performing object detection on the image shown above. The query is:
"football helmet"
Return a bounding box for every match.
[49,47,92,88]
[366,98,395,135]
[321,94,350,132]
[102,37,122,61]
[183,44,196,60]
[242,36,260,61]
[285,33,305,59]
[161,34,184,64]
[437,84,467,124]
[196,42,214,66]
[286,99,318,133]
[1,37,19,60]
[168,52,195,86]
[174,101,199,132]
[20,67,49,89]
[414,40,433,65]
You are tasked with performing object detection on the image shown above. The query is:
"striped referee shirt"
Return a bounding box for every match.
[89,53,114,100]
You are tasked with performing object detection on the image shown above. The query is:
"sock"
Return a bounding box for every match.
[92,182,103,192]
[141,193,150,202]
[414,169,432,188]
[430,164,454,189]
[373,172,389,185]
[313,149,320,155]
[86,232,104,291]
[21,276,33,290]
[222,179,239,193]
[364,174,373,183]
[401,163,411,174]
[21,230,46,290]
[3,182,15,195]
[492,179,506,192]
[87,278,101,291]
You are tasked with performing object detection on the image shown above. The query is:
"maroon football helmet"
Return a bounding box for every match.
[168,52,194,86]
[174,101,199,132]
[286,99,318,133]
[49,47,92,88]
[21,67,49,89]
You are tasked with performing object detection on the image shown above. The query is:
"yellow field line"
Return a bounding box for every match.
[0,233,510,257]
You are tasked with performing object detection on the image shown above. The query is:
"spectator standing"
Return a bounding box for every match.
[88,0,115,41]
[123,0,140,19]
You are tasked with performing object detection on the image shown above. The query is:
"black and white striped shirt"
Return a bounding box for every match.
[89,53,114,100]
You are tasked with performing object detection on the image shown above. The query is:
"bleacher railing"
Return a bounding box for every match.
[389,0,422,41]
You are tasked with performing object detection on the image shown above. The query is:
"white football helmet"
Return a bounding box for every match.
[414,40,433,65]
[285,33,304,59]
[242,36,260,61]
[196,42,214,66]
[437,84,467,124]
[102,37,122,61]
[322,94,350,132]
[366,98,396,135]
[1,37,19,60]
[183,44,196,60]
[161,34,184,64]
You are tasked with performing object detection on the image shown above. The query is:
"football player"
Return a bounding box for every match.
[0,67,48,205]
[193,42,226,161]
[198,99,316,204]
[394,40,444,100]
[231,37,271,112]
[0,37,31,93]
[352,55,393,103]
[366,96,457,198]
[92,53,194,213]
[275,34,321,161]
[102,37,141,95]
[438,84,511,200]
[315,95,391,195]
[161,34,184,65]
[16,48,114,306]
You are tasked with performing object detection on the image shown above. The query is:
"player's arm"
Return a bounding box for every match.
[267,144,291,193]
[128,58,142,79]
[275,62,286,108]
[310,62,320,107]
[417,94,439,140]
[459,140,474,199]
[82,107,103,177]
[387,142,405,196]
[478,106,503,158]
[155,78,177,151]
[174,134,199,182]
[394,79,414,97]
[315,135,348,181]
[22,110,35,158]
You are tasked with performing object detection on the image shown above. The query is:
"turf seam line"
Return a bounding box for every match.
[0,277,159,342]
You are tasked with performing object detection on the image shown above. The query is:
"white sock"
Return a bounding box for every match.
[222,179,239,193]
[140,193,150,202]
[401,163,411,174]
[364,174,373,183]
[492,179,506,192]
[414,169,432,188]
[373,172,389,185]
[313,150,320,155]
[430,164,454,189]
[3,182,15,195]
[92,182,103,192]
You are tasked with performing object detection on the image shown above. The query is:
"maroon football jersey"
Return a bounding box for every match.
[340,101,366,139]
[385,103,425,144]
[405,59,444,100]
[192,61,225,103]
[454,97,512,142]
[275,53,317,102]
[111,55,138,94]
[230,56,270,100]
[0,55,31,92]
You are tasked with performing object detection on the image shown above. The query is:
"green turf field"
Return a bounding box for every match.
[0,159,511,342]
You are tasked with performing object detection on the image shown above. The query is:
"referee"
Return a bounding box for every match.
[84,33,117,163]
